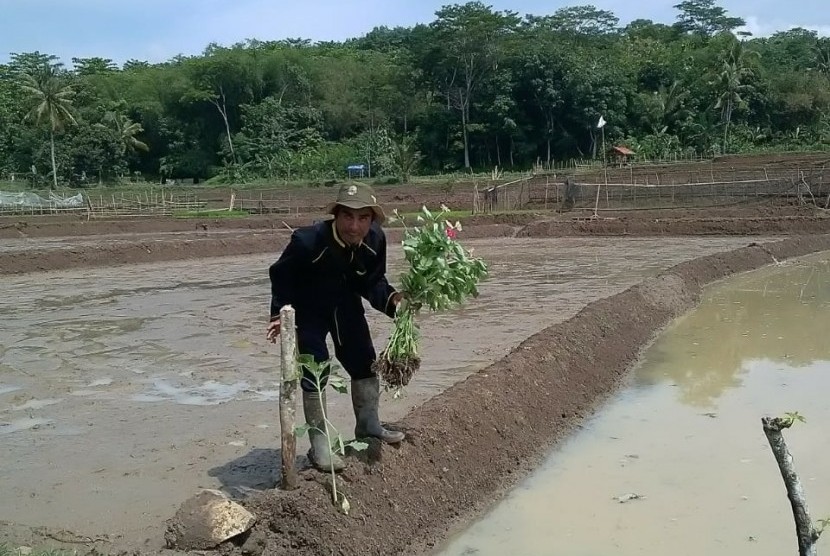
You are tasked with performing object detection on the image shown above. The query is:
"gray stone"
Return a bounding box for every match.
[164,489,256,550]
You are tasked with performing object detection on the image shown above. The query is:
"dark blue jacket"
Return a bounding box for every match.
[269,219,398,322]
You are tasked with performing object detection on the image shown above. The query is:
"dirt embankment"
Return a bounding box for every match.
[518,215,830,237]
[0,224,522,275]
[181,233,830,556]
[3,205,830,276]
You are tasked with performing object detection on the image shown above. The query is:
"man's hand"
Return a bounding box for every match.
[391,291,412,312]
[266,318,281,343]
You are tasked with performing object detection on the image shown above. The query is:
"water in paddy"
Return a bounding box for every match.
[436,253,830,556]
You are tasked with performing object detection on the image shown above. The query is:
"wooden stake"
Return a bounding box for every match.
[544,176,549,210]
[762,416,821,556]
[279,305,299,490]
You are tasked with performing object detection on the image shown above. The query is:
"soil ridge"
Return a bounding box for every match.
[210,234,830,556]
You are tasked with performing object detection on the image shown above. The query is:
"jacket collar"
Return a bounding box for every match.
[331,219,347,248]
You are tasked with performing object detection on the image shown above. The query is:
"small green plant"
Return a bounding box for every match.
[293,354,367,515]
[783,411,807,426]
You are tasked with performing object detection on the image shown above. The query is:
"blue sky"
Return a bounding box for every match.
[1,0,828,67]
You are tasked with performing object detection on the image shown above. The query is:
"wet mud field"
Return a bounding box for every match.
[2,210,830,555]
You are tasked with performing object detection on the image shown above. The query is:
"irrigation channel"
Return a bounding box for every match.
[435,252,830,556]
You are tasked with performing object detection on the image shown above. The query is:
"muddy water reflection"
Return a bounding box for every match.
[437,254,830,556]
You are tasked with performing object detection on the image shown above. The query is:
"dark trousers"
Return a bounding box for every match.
[296,301,376,392]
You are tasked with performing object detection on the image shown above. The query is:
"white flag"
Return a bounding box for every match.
[597,115,607,129]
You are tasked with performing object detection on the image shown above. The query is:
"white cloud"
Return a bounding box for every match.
[739,15,830,38]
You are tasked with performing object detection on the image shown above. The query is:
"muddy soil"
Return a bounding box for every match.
[229,234,830,556]
[0,236,780,554]
[0,199,822,241]
[3,177,830,555]
[3,202,830,276]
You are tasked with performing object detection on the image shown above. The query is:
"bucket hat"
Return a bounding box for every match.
[325,182,386,224]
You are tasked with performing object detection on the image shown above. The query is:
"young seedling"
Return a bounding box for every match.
[373,204,488,394]
[294,354,367,515]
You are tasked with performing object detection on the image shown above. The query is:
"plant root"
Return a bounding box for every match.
[372,351,421,389]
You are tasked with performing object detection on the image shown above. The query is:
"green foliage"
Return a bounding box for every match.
[378,205,488,385]
[396,205,488,312]
[673,0,746,36]
[294,354,367,514]
[2,1,830,185]
[782,411,807,426]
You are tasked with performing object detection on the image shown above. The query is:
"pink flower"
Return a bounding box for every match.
[446,227,457,239]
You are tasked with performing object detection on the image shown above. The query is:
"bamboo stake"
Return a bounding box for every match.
[762,416,821,556]
[279,305,299,490]
[544,176,549,210]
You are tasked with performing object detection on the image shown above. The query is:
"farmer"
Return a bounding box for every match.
[266,182,405,471]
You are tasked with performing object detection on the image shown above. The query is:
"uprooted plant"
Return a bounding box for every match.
[294,354,367,515]
[372,205,488,393]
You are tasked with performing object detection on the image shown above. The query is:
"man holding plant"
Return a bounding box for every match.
[266,183,405,472]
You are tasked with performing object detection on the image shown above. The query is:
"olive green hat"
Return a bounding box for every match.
[325,182,386,224]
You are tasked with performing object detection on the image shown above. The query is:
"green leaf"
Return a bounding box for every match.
[334,435,346,455]
[293,423,311,438]
[328,374,349,394]
[296,353,316,367]
[346,440,369,451]
[784,411,807,424]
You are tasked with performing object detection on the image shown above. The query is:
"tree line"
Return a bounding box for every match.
[2,0,830,188]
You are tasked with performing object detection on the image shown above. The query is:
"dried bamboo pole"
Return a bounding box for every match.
[762,416,822,556]
[279,305,299,490]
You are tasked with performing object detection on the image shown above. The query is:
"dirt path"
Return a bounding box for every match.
[0,236,778,553]
[235,234,830,556]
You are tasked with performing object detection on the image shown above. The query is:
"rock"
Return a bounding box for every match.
[164,489,256,550]
[613,492,644,503]
[18,547,32,556]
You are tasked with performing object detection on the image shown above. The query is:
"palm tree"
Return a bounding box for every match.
[655,80,691,132]
[20,65,77,189]
[814,38,830,77]
[714,41,756,152]
[100,111,149,155]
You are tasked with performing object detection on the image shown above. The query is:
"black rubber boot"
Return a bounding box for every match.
[351,376,405,444]
[302,390,345,472]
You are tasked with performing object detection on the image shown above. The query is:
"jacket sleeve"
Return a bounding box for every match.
[362,231,398,318]
[268,232,309,321]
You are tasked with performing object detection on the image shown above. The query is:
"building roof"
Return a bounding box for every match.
[610,145,636,156]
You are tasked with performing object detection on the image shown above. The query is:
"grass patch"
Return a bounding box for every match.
[172,209,250,219]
